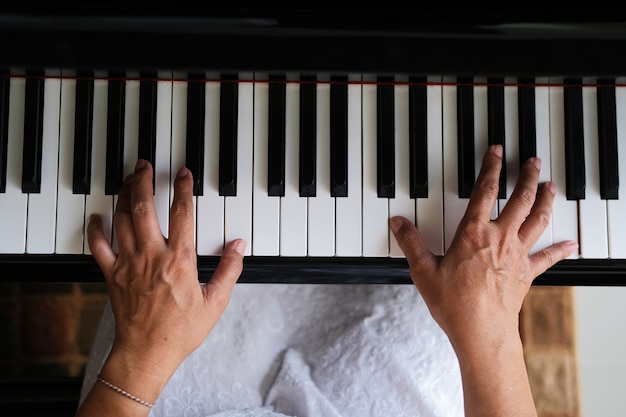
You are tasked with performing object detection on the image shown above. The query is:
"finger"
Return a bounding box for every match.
[518,181,556,248]
[529,240,579,278]
[462,145,503,223]
[497,157,541,230]
[390,216,435,278]
[203,239,246,311]
[168,167,196,249]
[113,174,137,252]
[130,160,164,248]
[87,214,117,278]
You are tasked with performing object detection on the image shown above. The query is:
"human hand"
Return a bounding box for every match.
[87,160,246,388]
[390,145,577,352]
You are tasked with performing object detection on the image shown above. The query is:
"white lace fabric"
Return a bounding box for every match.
[81,284,463,417]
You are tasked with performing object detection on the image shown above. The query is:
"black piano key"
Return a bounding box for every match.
[377,75,395,198]
[299,74,317,197]
[104,71,126,195]
[330,74,348,198]
[22,71,45,193]
[457,77,475,198]
[596,78,619,200]
[0,70,10,193]
[218,73,238,196]
[408,76,428,199]
[186,72,206,196]
[268,73,286,197]
[73,70,95,194]
[138,71,158,168]
[487,78,506,198]
[563,78,586,200]
[518,78,537,166]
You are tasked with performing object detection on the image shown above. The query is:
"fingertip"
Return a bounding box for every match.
[87,214,103,243]
[88,213,101,228]
[491,143,503,157]
[176,166,190,179]
[390,216,407,235]
[86,215,116,275]
[209,240,246,293]
[135,159,149,173]
[565,240,579,257]
[226,239,247,257]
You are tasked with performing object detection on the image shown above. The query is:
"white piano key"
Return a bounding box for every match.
[549,78,580,258]
[84,73,114,255]
[473,77,490,171]
[279,74,307,256]
[170,72,194,244]
[224,72,253,255]
[0,73,28,253]
[335,74,362,256]
[154,71,173,238]
[609,79,626,258]
[252,74,280,256]
[26,72,61,254]
[362,75,389,257]
[532,77,554,254]
[442,77,467,252]
[389,76,415,258]
[55,72,87,254]
[578,79,609,258]
[307,76,335,256]
[197,75,225,256]
[417,76,444,256]
[112,71,141,253]
[499,78,519,215]
[473,77,497,220]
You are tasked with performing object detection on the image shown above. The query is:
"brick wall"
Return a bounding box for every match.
[0,283,579,415]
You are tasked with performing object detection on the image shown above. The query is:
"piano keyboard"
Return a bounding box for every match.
[1,71,625,261]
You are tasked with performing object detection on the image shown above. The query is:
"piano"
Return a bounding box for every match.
[1,5,626,286]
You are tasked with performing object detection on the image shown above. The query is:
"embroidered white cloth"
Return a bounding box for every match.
[81,284,463,417]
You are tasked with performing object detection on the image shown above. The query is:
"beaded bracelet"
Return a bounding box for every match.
[96,374,155,408]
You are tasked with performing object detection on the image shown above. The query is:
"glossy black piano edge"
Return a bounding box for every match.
[1,255,626,286]
[3,10,626,77]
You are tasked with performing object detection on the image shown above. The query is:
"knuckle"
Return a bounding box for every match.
[515,186,536,207]
[533,210,551,230]
[132,197,153,217]
[537,249,555,267]
[211,290,231,310]
[170,198,192,219]
[474,176,499,198]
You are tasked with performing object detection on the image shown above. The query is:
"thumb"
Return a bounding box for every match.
[390,216,435,275]
[203,239,246,310]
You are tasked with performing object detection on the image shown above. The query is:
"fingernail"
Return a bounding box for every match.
[390,217,404,234]
[176,167,189,178]
[532,157,542,170]
[546,181,556,194]
[492,144,503,157]
[230,239,247,256]
[566,241,579,255]
[135,159,148,172]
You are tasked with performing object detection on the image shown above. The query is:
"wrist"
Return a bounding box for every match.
[99,345,178,405]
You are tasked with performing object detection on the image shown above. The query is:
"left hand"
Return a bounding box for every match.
[87,160,246,383]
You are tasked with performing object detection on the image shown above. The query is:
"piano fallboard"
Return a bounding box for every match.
[2,9,626,77]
